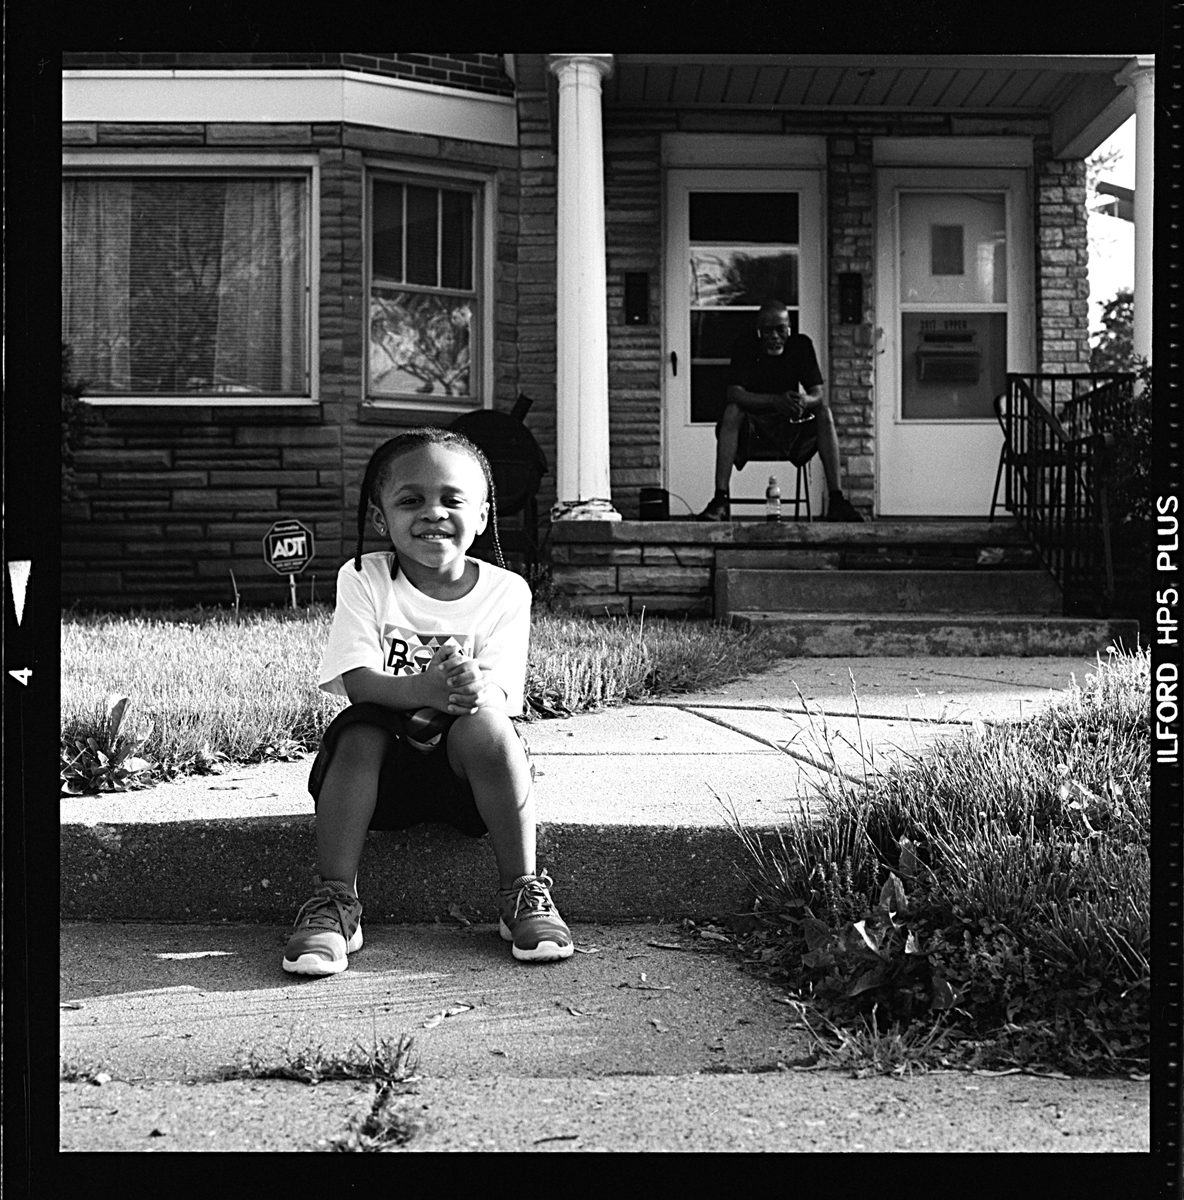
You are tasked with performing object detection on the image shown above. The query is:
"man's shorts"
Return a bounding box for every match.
[308,702,500,837]
[727,411,819,471]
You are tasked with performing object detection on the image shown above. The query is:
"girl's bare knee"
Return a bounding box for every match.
[447,708,521,770]
[334,721,389,765]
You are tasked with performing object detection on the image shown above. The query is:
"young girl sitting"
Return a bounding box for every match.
[282,428,573,976]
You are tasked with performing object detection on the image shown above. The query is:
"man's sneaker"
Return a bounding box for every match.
[697,495,730,521]
[497,872,574,962]
[825,493,864,523]
[282,883,363,976]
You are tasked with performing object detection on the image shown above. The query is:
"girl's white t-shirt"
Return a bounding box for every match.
[318,552,532,715]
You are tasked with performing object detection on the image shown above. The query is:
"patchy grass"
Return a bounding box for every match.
[61,606,340,785]
[524,609,787,716]
[61,604,791,788]
[728,648,1150,1078]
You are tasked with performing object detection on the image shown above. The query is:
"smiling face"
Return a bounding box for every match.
[757,305,791,356]
[369,442,490,589]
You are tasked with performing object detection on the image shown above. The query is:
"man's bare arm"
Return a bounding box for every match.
[726,383,821,418]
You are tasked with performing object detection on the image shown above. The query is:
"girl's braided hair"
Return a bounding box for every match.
[353,427,505,572]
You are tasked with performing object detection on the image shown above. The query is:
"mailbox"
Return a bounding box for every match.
[915,330,981,383]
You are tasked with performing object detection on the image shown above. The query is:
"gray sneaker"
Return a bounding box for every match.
[497,872,574,962]
[282,884,363,976]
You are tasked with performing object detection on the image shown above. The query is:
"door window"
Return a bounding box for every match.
[898,191,1007,421]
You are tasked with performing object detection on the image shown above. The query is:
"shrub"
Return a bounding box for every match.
[1090,288,1133,373]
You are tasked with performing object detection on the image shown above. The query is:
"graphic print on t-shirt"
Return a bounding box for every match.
[382,625,473,676]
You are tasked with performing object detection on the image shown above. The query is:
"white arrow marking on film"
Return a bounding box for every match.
[7,561,30,626]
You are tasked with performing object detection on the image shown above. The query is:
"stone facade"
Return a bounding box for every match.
[60,52,1095,607]
[1035,156,1093,373]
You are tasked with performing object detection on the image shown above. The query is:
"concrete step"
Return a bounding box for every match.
[717,568,1063,616]
[715,544,1042,571]
[728,611,1139,656]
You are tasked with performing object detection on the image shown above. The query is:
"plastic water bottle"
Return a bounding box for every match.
[766,475,781,522]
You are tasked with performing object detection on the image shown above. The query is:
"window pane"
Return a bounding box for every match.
[689,192,798,243]
[691,246,798,308]
[900,193,1006,304]
[61,176,307,395]
[405,186,439,286]
[691,308,777,360]
[440,189,473,291]
[930,225,965,275]
[372,180,405,281]
[370,288,471,398]
[690,363,731,424]
[901,312,1006,419]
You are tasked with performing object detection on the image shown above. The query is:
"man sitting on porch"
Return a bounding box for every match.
[698,300,863,522]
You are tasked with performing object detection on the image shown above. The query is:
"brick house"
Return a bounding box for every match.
[61,52,1154,628]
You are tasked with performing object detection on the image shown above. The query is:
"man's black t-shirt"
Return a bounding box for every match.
[721,332,824,468]
[726,332,824,395]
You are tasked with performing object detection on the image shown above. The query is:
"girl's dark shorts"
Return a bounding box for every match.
[308,702,528,838]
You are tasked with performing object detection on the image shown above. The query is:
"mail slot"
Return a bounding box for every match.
[915,331,981,383]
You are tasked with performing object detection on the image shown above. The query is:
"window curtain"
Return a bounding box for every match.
[61,179,133,390]
[62,176,304,396]
[214,179,304,393]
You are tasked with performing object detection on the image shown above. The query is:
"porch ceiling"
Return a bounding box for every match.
[604,54,1143,158]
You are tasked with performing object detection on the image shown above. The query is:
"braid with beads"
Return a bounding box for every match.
[353,428,505,573]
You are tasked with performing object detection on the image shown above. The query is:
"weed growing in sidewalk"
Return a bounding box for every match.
[322,1078,427,1152]
[216,1031,418,1086]
[727,648,1150,1078]
[214,1031,424,1152]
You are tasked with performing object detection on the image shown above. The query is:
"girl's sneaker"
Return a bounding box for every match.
[497,872,574,962]
[282,883,363,976]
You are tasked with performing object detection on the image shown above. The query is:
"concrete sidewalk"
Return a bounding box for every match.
[60,654,1110,924]
[59,652,1153,1156]
[59,920,1151,1153]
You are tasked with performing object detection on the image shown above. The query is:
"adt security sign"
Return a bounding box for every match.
[264,519,315,575]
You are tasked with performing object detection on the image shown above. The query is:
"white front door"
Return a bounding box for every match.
[663,169,824,515]
[875,168,1033,516]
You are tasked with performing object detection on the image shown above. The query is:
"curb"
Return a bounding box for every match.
[60,817,770,924]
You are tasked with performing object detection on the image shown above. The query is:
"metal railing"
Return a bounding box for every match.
[993,372,1135,616]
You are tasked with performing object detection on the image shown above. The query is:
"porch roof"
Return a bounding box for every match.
[603,54,1146,158]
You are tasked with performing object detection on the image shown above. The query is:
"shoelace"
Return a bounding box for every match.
[507,873,556,920]
[293,889,356,932]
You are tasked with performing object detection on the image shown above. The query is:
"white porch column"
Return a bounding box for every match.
[547,53,620,521]
[1117,58,1155,365]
